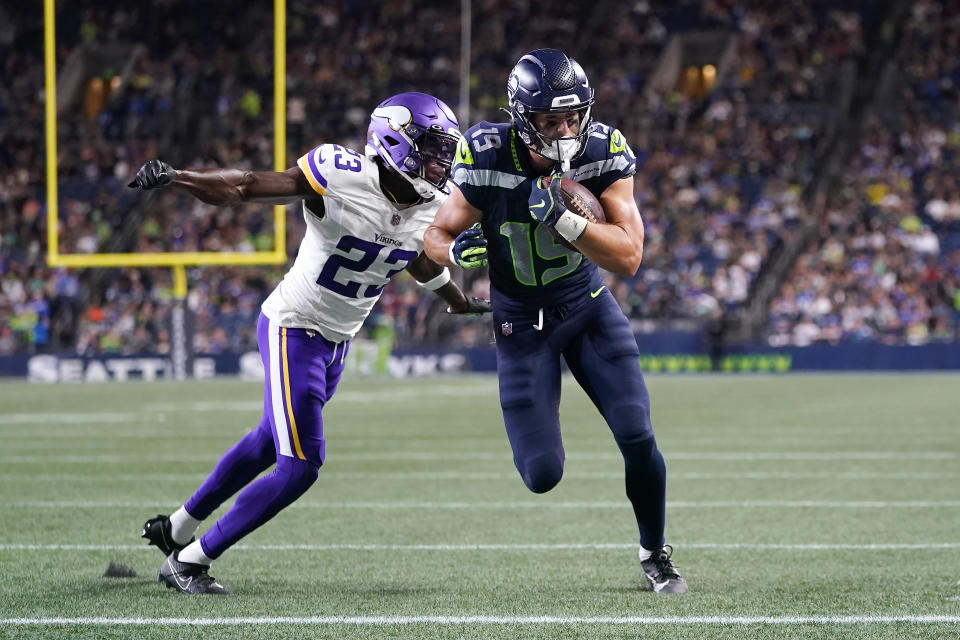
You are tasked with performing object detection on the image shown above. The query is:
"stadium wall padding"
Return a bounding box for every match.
[2,333,960,380]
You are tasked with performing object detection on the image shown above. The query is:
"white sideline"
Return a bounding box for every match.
[2,615,959,626]
[140,386,498,412]
[5,470,959,481]
[2,542,960,551]
[0,413,139,424]
[8,500,960,509]
[1,451,956,463]
[0,387,500,424]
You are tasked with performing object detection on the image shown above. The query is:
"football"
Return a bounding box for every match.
[544,176,605,251]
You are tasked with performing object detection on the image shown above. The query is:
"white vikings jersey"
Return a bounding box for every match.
[261,144,446,342]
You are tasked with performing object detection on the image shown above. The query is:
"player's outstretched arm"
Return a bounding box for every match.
[425,187,485,269]
[573,176,645,276]
[406,252,491,314]
[128,159,314,206]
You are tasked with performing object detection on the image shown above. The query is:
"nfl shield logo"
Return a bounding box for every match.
[501,321,513,336]
[390,213,401,226]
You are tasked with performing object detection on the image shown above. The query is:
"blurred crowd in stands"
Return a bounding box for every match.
[1,0,958,357]
[768,0,960,345]
[601,0,864,322]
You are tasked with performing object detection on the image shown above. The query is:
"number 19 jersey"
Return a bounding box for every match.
[260,144,445,342]
[451,121,636,307]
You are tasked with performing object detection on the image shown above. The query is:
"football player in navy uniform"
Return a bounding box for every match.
[425,49,688,593]
[129,92,489,594]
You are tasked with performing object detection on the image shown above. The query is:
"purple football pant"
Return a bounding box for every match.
[182,313,348,559]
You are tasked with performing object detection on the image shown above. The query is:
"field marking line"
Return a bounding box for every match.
[0,387,503,424]
[0,413,139,425]
[7,500,960,509]
[2,542,960,552]
[3,470,958,481]
[1,615,958,626]
[663,452,959,460]
[143,401,263,412]
[138,386,500,412]
[0,451,956,463]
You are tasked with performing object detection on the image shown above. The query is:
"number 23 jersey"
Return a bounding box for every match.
[451,121,636,306]
[261,144,445,342]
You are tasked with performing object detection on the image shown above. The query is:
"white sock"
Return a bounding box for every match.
[177,540,213,566]
[169,506,201,545]
[639,545,657,561]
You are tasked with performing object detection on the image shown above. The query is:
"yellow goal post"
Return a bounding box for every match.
[43,0,289,298]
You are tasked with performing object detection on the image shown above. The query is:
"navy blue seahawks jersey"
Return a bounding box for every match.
[451,120,636,306]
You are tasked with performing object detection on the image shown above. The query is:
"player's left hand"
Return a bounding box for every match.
[128,159,175,190]
[450,224,488,269]
[447,297,492,314]
[528,173,566,226]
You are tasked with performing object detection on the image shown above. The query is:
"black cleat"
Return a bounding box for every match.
[158,551,231,595]
[641,545,689,594]
[141,514,192,556]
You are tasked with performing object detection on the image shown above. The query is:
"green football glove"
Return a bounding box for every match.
[449,223,488,269]
[528,173,566,226]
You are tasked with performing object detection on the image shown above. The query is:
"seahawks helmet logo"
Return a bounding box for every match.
[507,73,520,101]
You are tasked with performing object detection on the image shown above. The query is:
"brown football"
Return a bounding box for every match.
[543,176,605,251]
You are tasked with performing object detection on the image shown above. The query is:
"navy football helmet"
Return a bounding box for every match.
[507,49,595,169]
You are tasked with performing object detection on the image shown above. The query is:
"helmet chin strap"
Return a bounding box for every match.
[405,174,438,198]
[367,135,438,199]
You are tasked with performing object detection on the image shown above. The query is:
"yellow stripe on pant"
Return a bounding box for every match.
[281,328,307,460]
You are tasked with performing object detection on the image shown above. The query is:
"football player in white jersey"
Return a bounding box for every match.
[128,92,489,594]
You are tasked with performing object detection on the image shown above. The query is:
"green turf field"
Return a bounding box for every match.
[0,373,958,639]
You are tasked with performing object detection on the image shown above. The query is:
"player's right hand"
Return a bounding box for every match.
[449,223,487,269]
[446,296,493,315]
[528,173,566,227]
[128,159,175,190]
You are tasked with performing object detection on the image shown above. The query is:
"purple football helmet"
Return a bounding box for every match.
[366,92,461,198]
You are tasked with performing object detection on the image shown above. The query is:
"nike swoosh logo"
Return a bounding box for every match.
[167,558,193,591]
[590,286,605,298]
[530,200,546,209]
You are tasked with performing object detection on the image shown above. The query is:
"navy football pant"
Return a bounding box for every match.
[494,289,666,550]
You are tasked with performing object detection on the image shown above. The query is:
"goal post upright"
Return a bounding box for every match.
[43,0,289,376]
[43,0,58,260]
[273,0,287,244]
[44,0,287,270]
